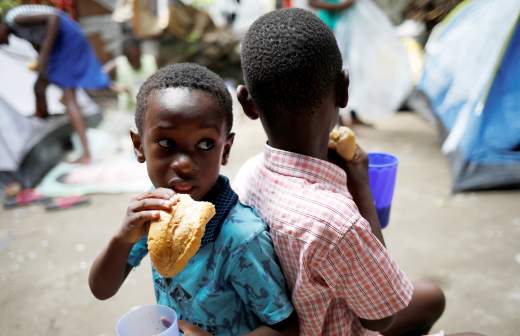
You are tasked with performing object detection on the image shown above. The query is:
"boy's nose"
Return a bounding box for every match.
[170,154,195,177]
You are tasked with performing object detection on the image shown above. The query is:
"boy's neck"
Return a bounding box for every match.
[258,100,338,162]
[268,139,329,161]
[265,126,330,162]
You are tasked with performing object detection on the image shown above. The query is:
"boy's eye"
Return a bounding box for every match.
[196,139,215,151]
[157,139,175,149]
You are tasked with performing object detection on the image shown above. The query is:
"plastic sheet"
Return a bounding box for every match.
[335,0,413,122]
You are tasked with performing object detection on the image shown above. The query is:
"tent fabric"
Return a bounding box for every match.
[0,97,48,172]
[418,0,520,192]
[0,96,102,188]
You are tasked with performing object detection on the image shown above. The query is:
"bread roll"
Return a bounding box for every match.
[329,126,357,161]
[148,194,215,277]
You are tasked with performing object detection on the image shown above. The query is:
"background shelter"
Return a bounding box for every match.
[417,0,520,192]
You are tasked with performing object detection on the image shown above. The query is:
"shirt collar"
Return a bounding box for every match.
[200,175,238,246]
[263,144,347,187]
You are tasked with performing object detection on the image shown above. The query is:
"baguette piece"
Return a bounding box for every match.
[147,194,215,277]
[329,126,357,161]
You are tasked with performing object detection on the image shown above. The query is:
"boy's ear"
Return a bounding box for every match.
[237,85,259,120]
[130,129,146,163]
[337,70,349,108]
[221,132,235,166]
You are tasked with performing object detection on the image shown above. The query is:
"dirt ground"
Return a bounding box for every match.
[1,108,519,336]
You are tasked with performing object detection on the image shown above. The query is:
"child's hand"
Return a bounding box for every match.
[332,146,386,242]
[35,59,48,78]
[344,145,369,189]
[329,145,369,192]
[178,320,212,335]
[116,188,177,244]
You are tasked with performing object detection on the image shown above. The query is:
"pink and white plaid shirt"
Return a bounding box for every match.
[233,145,413,336]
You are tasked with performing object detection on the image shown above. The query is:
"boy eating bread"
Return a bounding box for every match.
[89,64,297,336]
[234,9,449,336]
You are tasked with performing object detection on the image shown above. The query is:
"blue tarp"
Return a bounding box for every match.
[418,0,520,192]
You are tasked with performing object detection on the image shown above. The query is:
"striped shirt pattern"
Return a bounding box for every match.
[233,145,413,336]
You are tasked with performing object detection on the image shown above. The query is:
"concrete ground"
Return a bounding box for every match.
[1,108,519,336]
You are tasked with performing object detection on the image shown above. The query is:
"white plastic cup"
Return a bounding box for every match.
[116,304,179,336]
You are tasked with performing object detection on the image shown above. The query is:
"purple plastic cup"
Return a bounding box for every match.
[368,152,399,229]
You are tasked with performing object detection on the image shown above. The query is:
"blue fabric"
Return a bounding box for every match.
[419,15,520,164]
[418,0,520,190]
[200,176,238,246]
[127,200,293,335]
[463,22,520,164]
[317,0,341,30]
[47,13,110,89]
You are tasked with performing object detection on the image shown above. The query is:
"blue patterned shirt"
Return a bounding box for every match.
[127,202,294,335]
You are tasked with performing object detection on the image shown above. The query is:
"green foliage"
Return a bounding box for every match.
[0,0,18,17]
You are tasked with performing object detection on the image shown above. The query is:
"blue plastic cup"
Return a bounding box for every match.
[368,152,399,229]
[116,304,179,336]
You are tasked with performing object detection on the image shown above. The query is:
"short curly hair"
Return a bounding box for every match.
[241,8,342,123]
[135,63,233,134]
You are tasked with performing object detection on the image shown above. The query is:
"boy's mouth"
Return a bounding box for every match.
[170,181,194,194]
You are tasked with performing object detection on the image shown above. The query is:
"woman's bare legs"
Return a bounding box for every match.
[34,76,49,118]
[62,88,91,164]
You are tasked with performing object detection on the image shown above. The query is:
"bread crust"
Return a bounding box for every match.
[148,194,216,277]
[329,126,357,161]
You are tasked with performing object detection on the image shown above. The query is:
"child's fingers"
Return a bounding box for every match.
[129,198,174,212]
[355,144,367,158]
[132,188,176,201]
[127,210,161,226]
[350,145,368,164]
[154,187,177,199]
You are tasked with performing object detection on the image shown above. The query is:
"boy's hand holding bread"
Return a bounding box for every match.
[147,194,215,277]
[329,126,384,243]
[118,188,215,277]
[117,188,177,245]
[328,126,357,161]
[328,126,370,193]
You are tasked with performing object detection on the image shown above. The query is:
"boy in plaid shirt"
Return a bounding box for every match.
[234,8,483,336]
